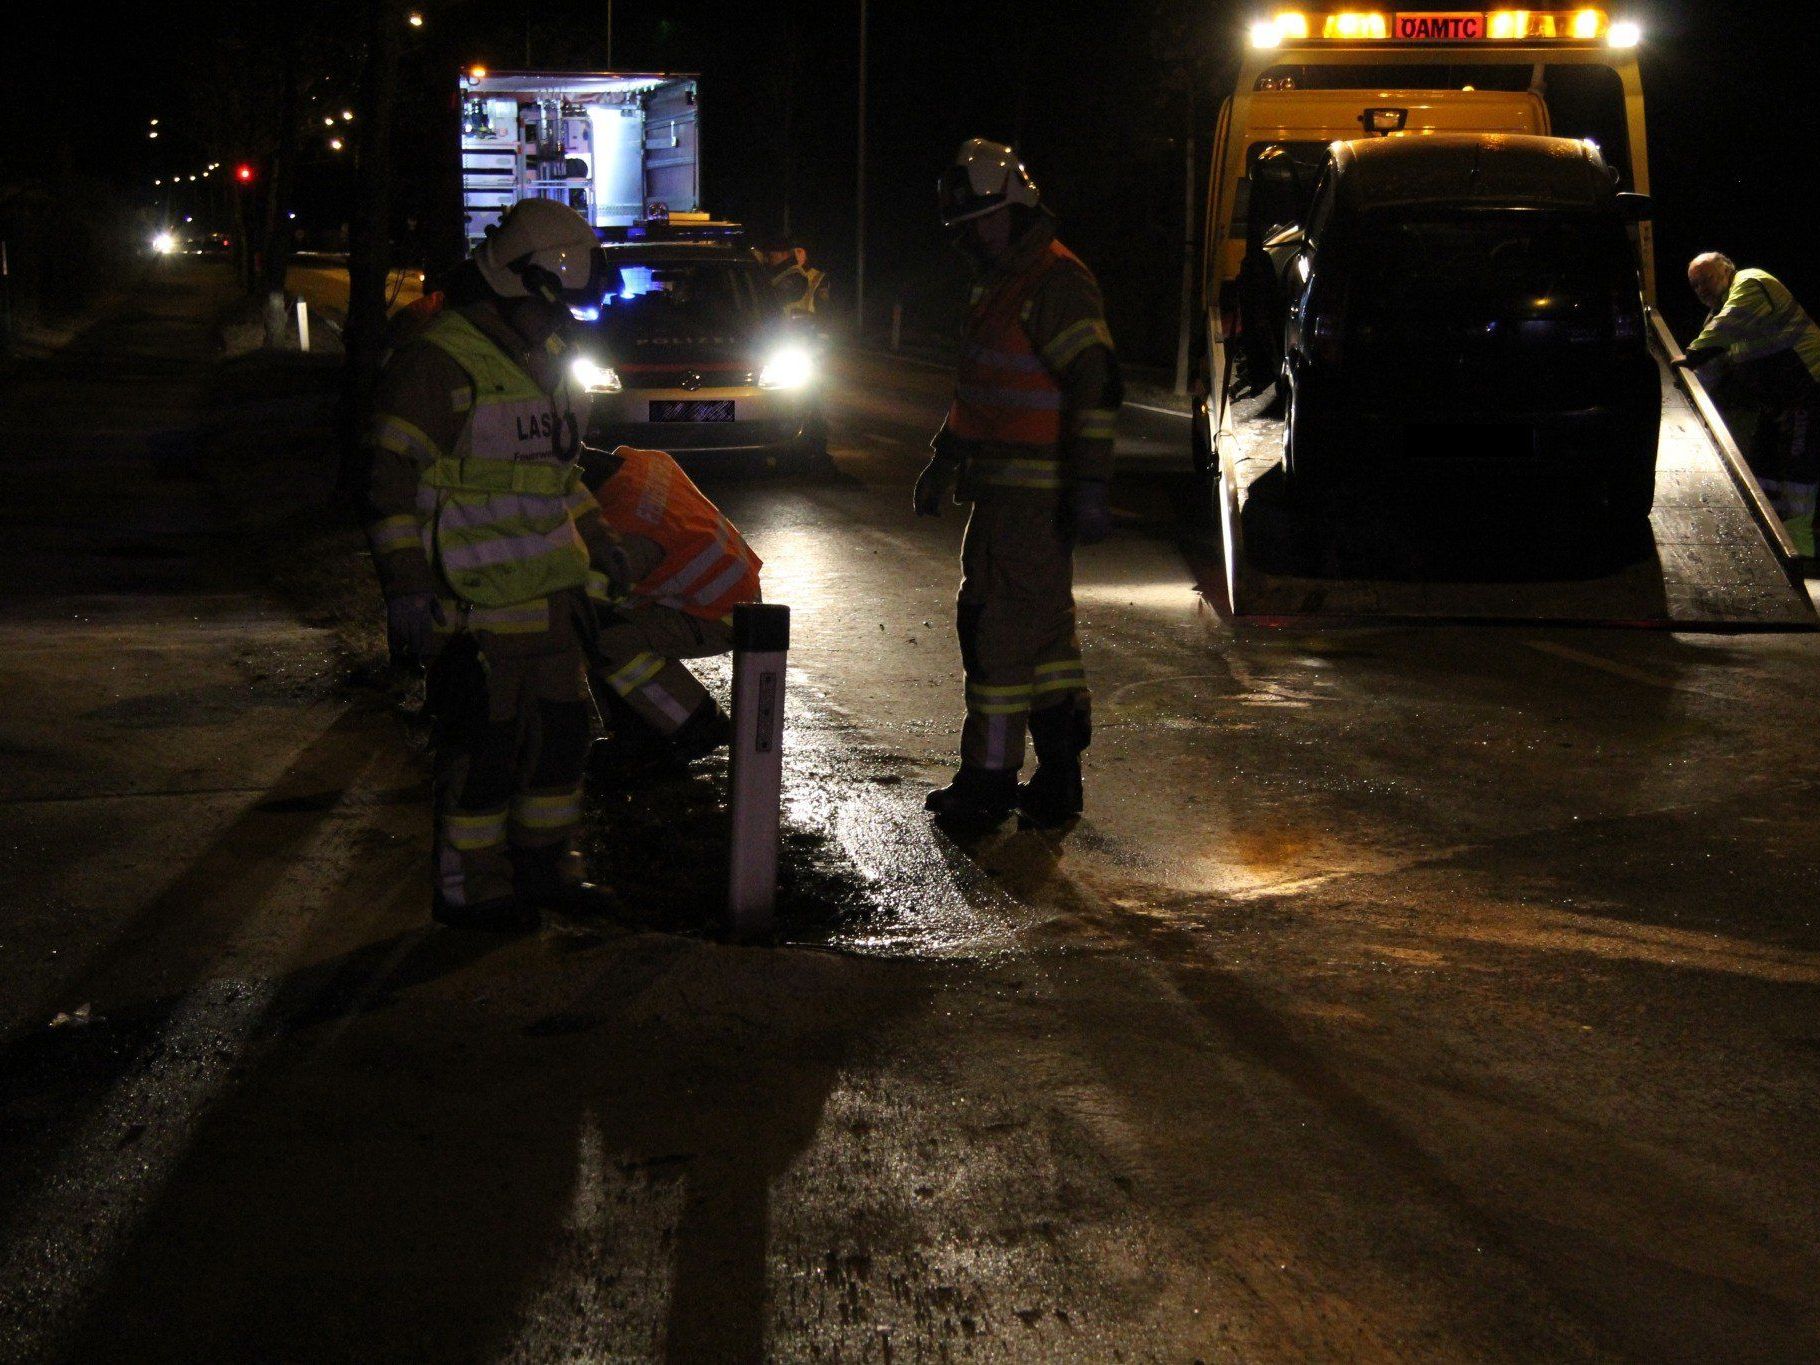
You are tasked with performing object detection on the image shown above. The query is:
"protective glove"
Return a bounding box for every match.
[386,591,445,666]
[1671,349,1717,372]
[1065,480,1114,546]
[914,458,959,518]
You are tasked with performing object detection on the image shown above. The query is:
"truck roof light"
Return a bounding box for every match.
[1323,11,1387,39]
[1607,18,1641,46]
[1489,8,1611,39]
[1250,12,1311,48]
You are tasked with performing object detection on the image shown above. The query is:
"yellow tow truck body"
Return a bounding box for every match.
[1201,8,1654,456]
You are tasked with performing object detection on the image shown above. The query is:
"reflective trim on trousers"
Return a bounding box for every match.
[970,459,1064,490]
[607,651,667,696]
[1031,661,1087,699]
[445,805,509,852]
[637,677,696,729]
[512,788,582,832]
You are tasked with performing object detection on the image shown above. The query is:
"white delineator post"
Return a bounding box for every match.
[728,603,790,935]
[296,298,312,353]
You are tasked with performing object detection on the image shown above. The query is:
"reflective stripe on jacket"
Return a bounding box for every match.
[945,241,1086,459]
[413,310,592,608]
[588,446,762,619]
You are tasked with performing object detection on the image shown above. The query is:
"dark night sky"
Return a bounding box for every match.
[12,0,1817,357]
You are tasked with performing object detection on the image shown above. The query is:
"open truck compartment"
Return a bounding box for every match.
[460,70,699,245]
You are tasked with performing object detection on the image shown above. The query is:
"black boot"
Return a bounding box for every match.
[668,700,733,764]
[925,765,1018,825]
[511,846,625,920]
[1019,704,1087,829]
[431,893,539,932]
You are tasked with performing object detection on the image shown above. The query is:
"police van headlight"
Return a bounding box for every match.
[570,357,622,393]
[758,345,815,390]
[152,231,177,254]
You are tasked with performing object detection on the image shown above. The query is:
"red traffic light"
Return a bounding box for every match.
[235,163,256,184]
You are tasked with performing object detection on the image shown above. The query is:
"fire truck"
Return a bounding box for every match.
[1196,10,1815,627]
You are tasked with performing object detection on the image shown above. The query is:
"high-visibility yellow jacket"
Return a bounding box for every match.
[364,300,621,639]
[1690,268,1820,382]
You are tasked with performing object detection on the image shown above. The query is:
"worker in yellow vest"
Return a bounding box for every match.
[1676,253,1820,558]
[364,199,630,930]
[580,445,762,775]
[915,139,1121,828]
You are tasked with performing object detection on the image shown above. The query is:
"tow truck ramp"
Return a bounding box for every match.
[1216,317,1817,630]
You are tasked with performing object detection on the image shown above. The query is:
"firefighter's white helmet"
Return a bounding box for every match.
[475,198,609,303]
[938,138,1040,227]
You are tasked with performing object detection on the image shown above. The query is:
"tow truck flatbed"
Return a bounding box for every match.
[1216,319,1818,629]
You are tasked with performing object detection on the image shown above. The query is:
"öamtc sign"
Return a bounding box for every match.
[1394,12,1487,40]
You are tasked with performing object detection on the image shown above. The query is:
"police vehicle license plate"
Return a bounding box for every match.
[650,400,735,422]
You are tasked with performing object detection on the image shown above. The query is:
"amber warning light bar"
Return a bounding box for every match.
[1249,10,1642,48]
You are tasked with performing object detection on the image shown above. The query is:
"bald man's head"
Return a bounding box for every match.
[1688,252,1736,311]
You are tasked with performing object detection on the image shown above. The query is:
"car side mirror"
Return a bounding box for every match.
[1616,192,1653,222]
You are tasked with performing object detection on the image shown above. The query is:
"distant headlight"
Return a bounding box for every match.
[758,345,815,390]
[152,231,177,254]
[570,357,622,392]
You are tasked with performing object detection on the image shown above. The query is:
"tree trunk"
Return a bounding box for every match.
[338,0,402,504]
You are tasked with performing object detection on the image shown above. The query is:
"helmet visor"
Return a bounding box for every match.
[938,165,1005,227]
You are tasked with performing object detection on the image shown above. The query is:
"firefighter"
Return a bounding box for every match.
[364,199,630,931]
[1675,253,1820,558]
[915,139,1121,828]
[757,233,825,320]
[581,444,760,775]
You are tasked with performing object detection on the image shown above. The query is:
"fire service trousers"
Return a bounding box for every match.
[589,602,735,736]
[428,633,591,909]
[955,487,1089,773]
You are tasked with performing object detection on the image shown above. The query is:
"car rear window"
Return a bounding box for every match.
[1354,209,1631,315]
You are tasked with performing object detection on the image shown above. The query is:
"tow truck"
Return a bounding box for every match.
[1197,9,1816,627]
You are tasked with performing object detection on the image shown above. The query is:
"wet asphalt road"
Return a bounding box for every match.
[1,266,1817,1362]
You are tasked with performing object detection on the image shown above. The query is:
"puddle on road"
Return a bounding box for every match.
[579,666,1034,963]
